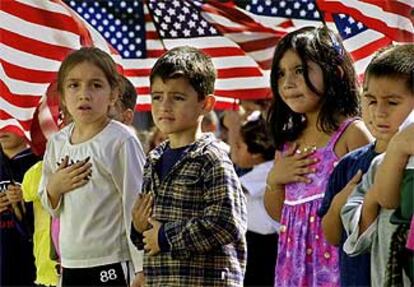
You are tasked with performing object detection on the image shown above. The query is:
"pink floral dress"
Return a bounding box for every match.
[274,119,355,287]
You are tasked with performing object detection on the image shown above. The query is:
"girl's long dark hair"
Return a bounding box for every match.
[267,26,360,150]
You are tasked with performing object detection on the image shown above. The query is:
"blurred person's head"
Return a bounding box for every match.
[201,111,219,135]
[231,117,275,169]
[0,131,28,158]
[108,75,137,126]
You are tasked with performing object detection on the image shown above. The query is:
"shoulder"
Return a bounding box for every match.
[335,118,373,156]
[197,135,232,164]
[101,121,142,149]
[105,120,137,140]
[50,123,72,143]
[342,119,373,150]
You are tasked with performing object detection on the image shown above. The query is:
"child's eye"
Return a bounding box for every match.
[151,94,161,101]
[67,83,78,89]
[367,100,377,105]
[173,95,185,101]
[295,67,305,75]
[389,101,398,106]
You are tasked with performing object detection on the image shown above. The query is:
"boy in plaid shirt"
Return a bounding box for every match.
[131,46,247,286]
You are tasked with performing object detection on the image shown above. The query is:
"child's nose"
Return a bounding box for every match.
[282,73,296,89]
[78,87,91,100]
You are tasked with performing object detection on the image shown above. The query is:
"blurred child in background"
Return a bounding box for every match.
[0,131,38,286]
[231,116,279,286]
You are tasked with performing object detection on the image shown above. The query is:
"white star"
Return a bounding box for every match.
[191,13,199,20]
[173,22,181,30]
[209,26,217,34]
[154,8,162,16]
[161,23,168,30]
[294,2,300,9]
[178,14,185,22]
[344,26,352,35]
[265,0,272,6]
[164,16,171,23]
[183,29,191,36]
[307,3,314,10]
[158,2,165,9]
[348,17,355,24]
[197,27,205,35]
[285,8,292,15]
[300,10,306,17]
[271,7,278,14]
[280,1,287,8]
[170,30,177,37]
[200,20,208,27]
[167,8,175,16]
[339,14,346,19]
[357,22,364,29]
[257,5,264,13]
[182,7,190,14]
[188,20,196,28]
[172,0,180,7]
[313,11,320,18]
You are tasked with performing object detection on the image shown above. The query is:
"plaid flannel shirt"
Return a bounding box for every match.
[131,133,247,286]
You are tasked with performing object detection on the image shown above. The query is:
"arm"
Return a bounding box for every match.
[374,124,414,208]
[263,184,284,222]
[321,169,362,246]
[112,137,146,274]
[341,158,381,255]
[161,156,247,258]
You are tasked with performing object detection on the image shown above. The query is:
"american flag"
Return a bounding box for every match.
[317,0,414,42]
[239,0,395,78]
[0,0,412,148]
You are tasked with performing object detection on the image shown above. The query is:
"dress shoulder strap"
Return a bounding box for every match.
[326,117,358,149]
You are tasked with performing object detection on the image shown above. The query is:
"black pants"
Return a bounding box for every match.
[244,231,279,287]
[62,262,128,287]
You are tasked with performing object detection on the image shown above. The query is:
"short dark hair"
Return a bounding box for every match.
[364,44,414,93]
[119,75,137,110]
[150,46,216,100]
[267,26,359,149]
[240,116,275,161]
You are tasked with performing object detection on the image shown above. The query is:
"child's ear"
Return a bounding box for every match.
[202,94,216,114]
[110,88,120,106]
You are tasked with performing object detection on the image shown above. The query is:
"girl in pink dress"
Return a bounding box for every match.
[264,26,373,286]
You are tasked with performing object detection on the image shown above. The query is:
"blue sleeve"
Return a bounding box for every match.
[317,160,348,217]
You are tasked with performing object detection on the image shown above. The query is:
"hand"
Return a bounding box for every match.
[132,193,153,233]
[142,218,162,256]
[389,123,414,157]
[266,143,318,188]
[130,272,144,287]
[0,192,10,213]
[6,184,23,204]
[47,156,92,198]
